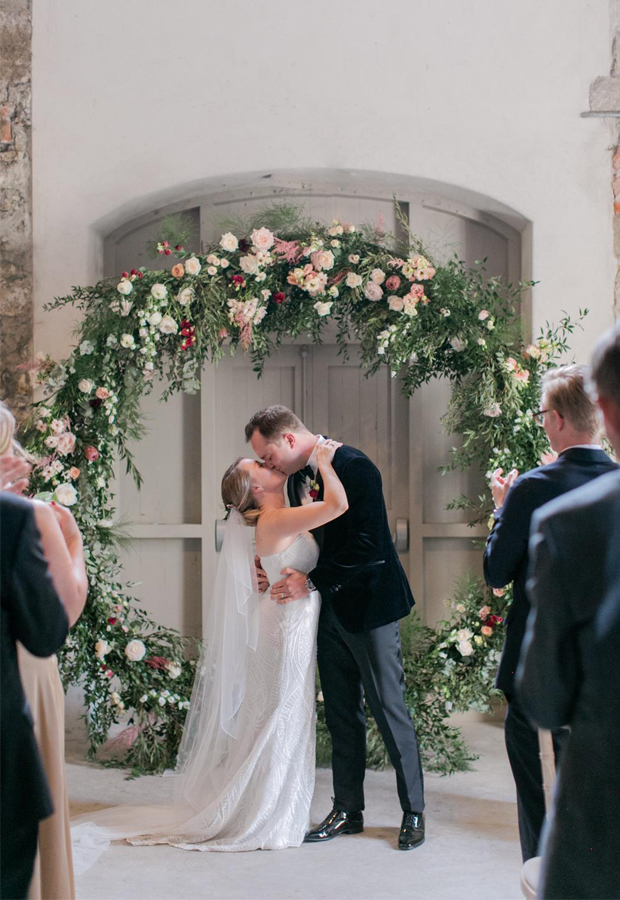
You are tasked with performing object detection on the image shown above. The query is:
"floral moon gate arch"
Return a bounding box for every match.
[26,205,580,775]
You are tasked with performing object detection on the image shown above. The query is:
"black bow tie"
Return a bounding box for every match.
[294,465,315,484]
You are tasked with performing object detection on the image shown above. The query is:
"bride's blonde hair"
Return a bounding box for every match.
[221,458,261,527]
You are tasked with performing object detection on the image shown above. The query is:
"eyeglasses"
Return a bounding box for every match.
[532,408,563,424]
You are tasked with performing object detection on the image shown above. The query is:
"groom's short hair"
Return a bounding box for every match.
[541,365,598,435]
[245,405,308,443]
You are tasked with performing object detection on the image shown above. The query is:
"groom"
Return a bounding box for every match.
[245,405,425,850]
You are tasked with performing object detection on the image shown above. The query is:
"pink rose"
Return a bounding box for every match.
[84,445,99,462]
[407,284,425,300]
[68,466,80,480]
[95,387,111,400]
[505,357,518,371]
[481,626,493,637]
[310,249,335,271]
[385,275,401,291]
[478,310,490,321]
[514,369,530,385]
[364,282,384,302]
[250,227,275,251]
[492,588,505,598]
[56,432,76,457]
[478,605,491,620]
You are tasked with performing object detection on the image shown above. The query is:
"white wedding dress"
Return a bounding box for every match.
[72,530,321,866]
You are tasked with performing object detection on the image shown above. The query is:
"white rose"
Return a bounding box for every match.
[207,266,218,276]
[125,640,146,662]
[56,432,76,456]
[79,340,94,355]
[150,283,168,300]
[78,379,94,393]
[311,249,335,271]
[158,696,166,706]
[313,301,333,317]
[139,694,148,703]
[220,258,229,269]
[120,333,136,349]
[148,311,162,327]
[185,257,202,276]
[364,282,383,302]
[54,483,78,506]
[370,268,386,285]
[346,272,363,289]
[120,299,133,317]
[457,640,474,657]
[388,296,404,312]
[450,337,466,352]
[177,287,193,306]
[159,315,178,335]
[251,227,275,251]
[167,663,182,679]
[117,280,133,296]
[239,254,259,275]
[456,628,473,642]
[95,639,111,660]
[330,239,341,248]
[255,272,267,282]
[328,286,339,298]
[220,232,239,252]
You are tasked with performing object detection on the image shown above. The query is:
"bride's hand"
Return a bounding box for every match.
[316,440,342,467]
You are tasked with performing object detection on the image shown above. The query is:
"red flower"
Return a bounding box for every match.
[231,274,245,287]
[164,249,172,256]
[137,272,144,278]
[488,614,504,625]
[273,292,286,304]
[145,656,170,671]
[84,445,99,462]
[130,268,138,276]
[175,245,183,251]
[107,617,117,625]
[163,241,169,248]
[309,489,319,499]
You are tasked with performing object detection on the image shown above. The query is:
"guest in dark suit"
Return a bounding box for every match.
[518,322,620,899]
[247,406,425,851]
[0,493,70,900]
[483,364,618,861]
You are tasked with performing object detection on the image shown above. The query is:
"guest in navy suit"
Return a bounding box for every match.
[518,323,620,899]
[483,365,618,861]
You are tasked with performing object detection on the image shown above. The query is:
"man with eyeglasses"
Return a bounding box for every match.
[483,364,617,863]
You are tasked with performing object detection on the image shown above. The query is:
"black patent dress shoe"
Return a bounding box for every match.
[398,811,425,850]
[304,807,364,843]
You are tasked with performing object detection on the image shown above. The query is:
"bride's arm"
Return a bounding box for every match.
[261,441,348,543]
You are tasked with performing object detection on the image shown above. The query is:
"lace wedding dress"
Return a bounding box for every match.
[72,530,320,867]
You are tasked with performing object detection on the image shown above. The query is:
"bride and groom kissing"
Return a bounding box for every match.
[73,406,425,860]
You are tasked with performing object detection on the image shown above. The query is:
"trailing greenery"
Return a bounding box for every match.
[23,203,582,775]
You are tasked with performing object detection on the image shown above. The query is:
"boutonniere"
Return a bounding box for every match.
[306,476,320,500]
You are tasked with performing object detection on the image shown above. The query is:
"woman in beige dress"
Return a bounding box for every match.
[0,402,88,899]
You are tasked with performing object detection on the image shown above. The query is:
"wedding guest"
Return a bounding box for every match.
[483,365,618,862]
[518,322,620,899]
[1,492,69,900]
[0,401,88,900]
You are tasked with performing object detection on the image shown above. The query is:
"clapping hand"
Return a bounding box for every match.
[0,456,31,495]
[490,467,519,510]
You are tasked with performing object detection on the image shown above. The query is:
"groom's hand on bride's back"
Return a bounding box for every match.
[255,555,270,593]
[271,568,308,604]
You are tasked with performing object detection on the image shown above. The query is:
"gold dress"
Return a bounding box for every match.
[18,645,75,900]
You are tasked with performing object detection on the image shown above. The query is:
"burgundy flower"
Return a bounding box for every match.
[122,271,129,278]
[238,239,249,252]
[273,292,286,304]
[175,244,183,251]
[89,397,103,409]
[107,617,117,625]
[231,274,245,287]
[309,489,319,499]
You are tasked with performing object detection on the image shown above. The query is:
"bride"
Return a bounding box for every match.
[72,438,347,862]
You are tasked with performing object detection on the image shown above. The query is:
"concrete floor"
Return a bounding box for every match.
[67,719,524,900]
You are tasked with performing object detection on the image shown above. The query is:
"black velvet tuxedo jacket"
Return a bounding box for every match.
[1,494,69,830]
[516,470,620,899]
[287,443,414,633]
[483,447,618,695]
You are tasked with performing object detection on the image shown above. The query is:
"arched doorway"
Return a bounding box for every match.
[102,173,528,641]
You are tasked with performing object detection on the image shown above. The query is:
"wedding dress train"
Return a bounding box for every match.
[72,529,320,867]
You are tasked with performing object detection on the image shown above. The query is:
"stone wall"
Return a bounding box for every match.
[0,0,32,421]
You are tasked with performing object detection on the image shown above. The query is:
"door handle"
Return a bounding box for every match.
[215,518,226,552]
[392,518,409,553]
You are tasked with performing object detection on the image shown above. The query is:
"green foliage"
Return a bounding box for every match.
[24,203,581,775]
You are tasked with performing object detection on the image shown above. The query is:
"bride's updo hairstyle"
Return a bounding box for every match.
[221,458,261,527]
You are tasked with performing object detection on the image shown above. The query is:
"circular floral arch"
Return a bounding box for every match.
[25,204,578,774]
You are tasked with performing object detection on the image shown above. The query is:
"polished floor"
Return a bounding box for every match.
[67,718,523,900]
